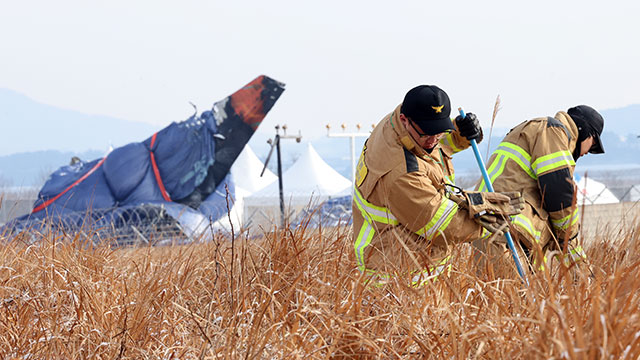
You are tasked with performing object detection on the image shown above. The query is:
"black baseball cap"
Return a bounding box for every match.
[401,85,454,135]
[567,105,605,154]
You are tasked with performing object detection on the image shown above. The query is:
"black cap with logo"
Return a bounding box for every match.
[567,105,605,154]
[401,85,455,135]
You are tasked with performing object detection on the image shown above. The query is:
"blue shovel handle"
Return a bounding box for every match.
[458,108,529,285]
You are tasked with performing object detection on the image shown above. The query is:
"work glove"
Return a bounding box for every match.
[455,112,483,142]
[464,191,524,218]
[450,191,524,235]
[476,213,510,236]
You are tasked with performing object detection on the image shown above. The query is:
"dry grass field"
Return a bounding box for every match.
[1,218,640,359]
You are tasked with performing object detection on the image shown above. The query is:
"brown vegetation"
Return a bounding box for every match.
[1,221,640,359]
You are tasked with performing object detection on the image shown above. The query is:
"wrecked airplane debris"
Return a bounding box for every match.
[3,75,285,245]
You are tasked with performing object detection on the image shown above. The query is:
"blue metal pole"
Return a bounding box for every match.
[459,108,529,285]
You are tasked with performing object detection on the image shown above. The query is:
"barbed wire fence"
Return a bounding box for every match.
[1,203,186,247]
[2,181,640,245]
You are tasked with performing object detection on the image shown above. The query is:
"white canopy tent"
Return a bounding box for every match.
[209,145,278,232]
[576,176,619,205]
[231,145,278,194]
[625,184,640,202]
[244,143,351,227]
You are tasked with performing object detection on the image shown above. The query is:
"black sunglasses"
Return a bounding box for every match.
[408,119,451,138]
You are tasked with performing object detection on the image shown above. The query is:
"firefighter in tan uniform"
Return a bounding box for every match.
[475,105,605,269]
[352,85,524,286]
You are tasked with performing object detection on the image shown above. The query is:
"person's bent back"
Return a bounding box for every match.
[474,105,605,268]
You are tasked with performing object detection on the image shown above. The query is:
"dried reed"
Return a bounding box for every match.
[1,218,639,358]
[485,95,501,163]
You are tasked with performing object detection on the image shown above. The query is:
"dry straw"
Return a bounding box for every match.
[1,213,640,358]
[485,95,502,163]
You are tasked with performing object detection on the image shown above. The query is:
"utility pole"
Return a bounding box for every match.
[261,124,302,227]
[326,123,373,184]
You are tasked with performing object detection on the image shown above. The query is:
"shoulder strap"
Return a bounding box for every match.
[546,116,572,143]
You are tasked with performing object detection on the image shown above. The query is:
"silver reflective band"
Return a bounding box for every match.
[480,154,507,191]
[497,143,531,169]
[533,152,574,175]
[424,200,457,240]
[355,223,374,269]
[353,187,397,225]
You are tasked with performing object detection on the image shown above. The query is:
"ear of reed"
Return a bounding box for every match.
[485,95,501,163]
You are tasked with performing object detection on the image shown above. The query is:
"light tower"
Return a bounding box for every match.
[261,124,302,226]
[326,123,374,184]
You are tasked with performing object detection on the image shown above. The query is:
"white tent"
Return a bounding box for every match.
[230,145,278,193]
[576,177,619,205]
[244,143,351,227]
[209,145,277,232]
[628,185,640,202]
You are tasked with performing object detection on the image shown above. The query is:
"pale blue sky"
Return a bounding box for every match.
[2,0,639,138]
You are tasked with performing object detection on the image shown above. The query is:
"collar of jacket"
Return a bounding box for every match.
[389,104,432,158]
[555,111,579,147]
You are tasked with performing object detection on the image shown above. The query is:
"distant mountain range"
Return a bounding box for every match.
[0,149,104,188]
[1,87,639,187]
[600,105,640,136]
[0,88,159,156]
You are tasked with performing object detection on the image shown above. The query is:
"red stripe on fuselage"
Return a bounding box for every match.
[32,157,107,214]
[150,133,172,202]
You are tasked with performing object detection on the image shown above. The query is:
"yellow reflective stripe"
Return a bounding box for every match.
[532,150,575,175]
[495,145,536,179]
[353,187,399,225]
[500,142,532,162]
[571,210,580,226]
[444,174,454,185]
[533,254,548,271]
[481,143,575,188]
[415,197,458,240]
[479,142,536,190]
[478,154,508,192]
[363,258,449,288]
[411,256,451,287]
[353,222,395,285]
[441,133,462,154]
[556,245,587,266]
[366,274,392,288]
[511,214,541,243]
[567,245,587,262]
[511,215,546,271]
[354,222,375,272]
[353,187,397,277]
[551,207,579,230]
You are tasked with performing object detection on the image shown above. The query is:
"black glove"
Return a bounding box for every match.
[455,112,483,142]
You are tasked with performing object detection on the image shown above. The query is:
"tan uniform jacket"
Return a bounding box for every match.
[352,105,483,278]
[477,111,579,251]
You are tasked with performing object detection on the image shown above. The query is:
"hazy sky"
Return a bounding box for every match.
[2,0,639,139]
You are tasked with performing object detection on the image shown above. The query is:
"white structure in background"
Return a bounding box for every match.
[244,143,351,228]
[209,145,278,232]
[326,123,371,184]
[0,186,39,226]
[231,145,278,194]
[629,185,640,202]
[576,176,619,205]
